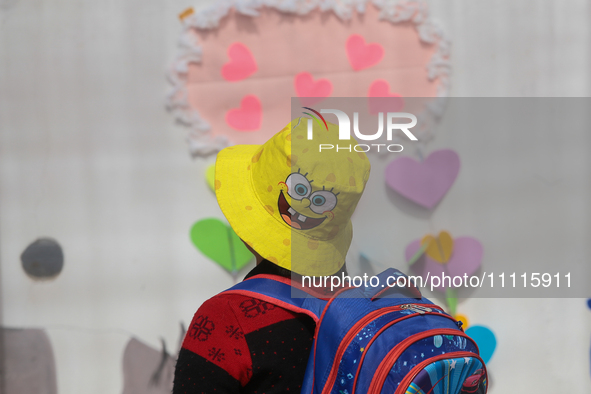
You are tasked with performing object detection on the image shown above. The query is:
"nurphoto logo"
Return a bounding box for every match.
[302,107,418,153]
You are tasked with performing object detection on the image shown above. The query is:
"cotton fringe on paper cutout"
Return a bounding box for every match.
[167,0,452,156]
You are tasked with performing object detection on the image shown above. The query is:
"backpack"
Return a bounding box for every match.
[223,268,488,394]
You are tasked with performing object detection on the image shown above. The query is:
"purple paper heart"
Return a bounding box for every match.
[385,149,460,209]
[405,237,483,292]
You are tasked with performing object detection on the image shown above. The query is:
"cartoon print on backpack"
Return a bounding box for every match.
[356,321,377,341]
[405,357,486,394]
[459,368,487,394]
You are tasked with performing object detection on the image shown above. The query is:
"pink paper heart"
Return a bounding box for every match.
[346,34,384,71]
[225,95,262,131]
[368,80,404,114]
[405,236,483,293]
[221,43,257,81]
[294,72,332,106]
[385,149,460,209]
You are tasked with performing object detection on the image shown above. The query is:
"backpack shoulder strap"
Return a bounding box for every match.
[221,275,327,323]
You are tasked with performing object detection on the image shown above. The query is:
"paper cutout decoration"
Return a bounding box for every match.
[205,164,216,192]
[122,338,174,394]
[405,232,483,293]
[346,34,384,71]
[222,43,257,81]
[445,288,458,316]
[412,230,459,314]
[385,149,460,209]
[190,218,253,276]
[20,237,64,279]
[406,242,428,266]
[2,327,57,394]
[168,1,451,155]
[367,80,404,115]
[294,72,333,107]
[465,325,497,364]
[422,231,454,263]
[386,149,460,209]
[225,95,262,131]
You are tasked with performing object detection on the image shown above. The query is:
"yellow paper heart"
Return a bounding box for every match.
[205,164,216,192]
[421,231,453,263]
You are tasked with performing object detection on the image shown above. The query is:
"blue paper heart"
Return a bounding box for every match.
[466,325,496,364]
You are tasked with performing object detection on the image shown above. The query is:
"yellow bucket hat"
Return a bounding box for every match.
[215,118,371,276]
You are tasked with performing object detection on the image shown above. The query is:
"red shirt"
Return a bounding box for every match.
[173,261,315,394]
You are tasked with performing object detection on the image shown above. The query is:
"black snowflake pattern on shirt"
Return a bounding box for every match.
[189,315,215,341]
[239,298,276,318]
[208,347,225,362]
[226,325,244,340]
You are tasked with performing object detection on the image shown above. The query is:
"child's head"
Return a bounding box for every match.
[215,118,371,276]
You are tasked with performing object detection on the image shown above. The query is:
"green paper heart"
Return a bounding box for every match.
[205,164,216,192]
[190,218,253,273]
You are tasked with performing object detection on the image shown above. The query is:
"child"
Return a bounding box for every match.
[172,118,371,393]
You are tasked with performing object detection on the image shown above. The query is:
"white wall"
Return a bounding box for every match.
[1,0,590,393]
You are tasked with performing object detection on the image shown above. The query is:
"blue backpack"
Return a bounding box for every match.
[224,268,488,394]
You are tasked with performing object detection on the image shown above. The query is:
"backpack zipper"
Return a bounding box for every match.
[367,328,472,393]
[318,304,443,394]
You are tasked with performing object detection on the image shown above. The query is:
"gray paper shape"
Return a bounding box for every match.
[1,327,58,394]
[121,338,174,394]
[20,238,64,279]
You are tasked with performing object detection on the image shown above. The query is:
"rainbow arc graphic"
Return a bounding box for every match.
[302,107,328,131]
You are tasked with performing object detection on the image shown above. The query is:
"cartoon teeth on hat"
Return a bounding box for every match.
[215,116,371,276]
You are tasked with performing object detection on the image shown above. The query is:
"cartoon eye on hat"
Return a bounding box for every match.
[308,190,337,214]
[286,172,312,200]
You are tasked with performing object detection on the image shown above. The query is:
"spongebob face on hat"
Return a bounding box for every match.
[215,117,370,276]
[252,118,370,243]
[277,169,339,230]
